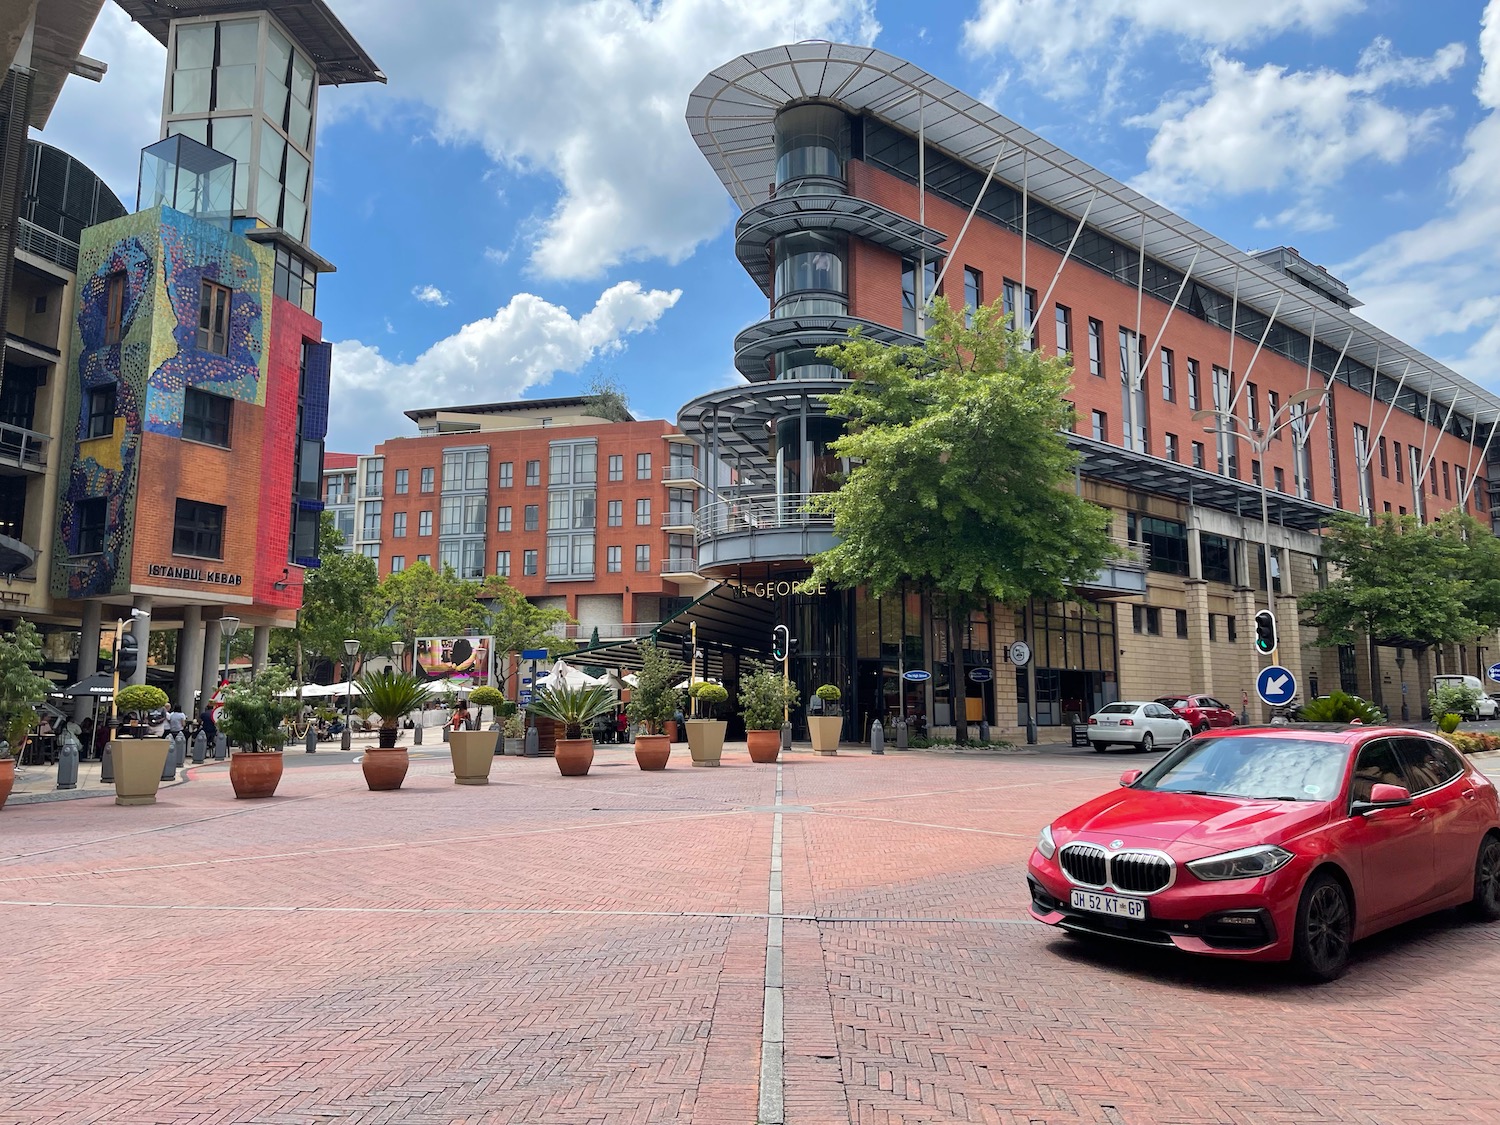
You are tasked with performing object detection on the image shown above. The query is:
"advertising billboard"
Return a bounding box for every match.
[414,636,495,689]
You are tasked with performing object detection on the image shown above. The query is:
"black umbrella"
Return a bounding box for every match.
[56,672,116,698]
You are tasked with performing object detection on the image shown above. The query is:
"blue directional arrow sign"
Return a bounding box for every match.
[1256,665,1297,707]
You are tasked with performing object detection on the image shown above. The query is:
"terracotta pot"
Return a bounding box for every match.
[747,729,781,763]
[664,720,678,743]
[0,756,13,810]
[808,715,842,755]
[685,719,726,767]
[634,733,671,770]
[362,747,409,791]
[229,751,284,799]
[449,729,499,785]
[112,739,170,806]
[554,737,594,776]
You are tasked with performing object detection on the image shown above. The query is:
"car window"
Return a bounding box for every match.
[1396,738,1464,794]
[1098,703,1137,715]
[1202,698,1226,711]
[1135,735,1348,801]
[1150,704,1175,719]
[1350,739,1410,804]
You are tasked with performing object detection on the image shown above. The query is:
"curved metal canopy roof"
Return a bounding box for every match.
[733,313,919,381]
[677,380,850,490]
[687,42,1500,437]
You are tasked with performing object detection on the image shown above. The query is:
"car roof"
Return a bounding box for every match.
[1204,725,1444,745]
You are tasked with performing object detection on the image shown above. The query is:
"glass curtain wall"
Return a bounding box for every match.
[1015,600,1120,727]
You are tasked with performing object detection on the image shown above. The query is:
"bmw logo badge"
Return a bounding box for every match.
[1109,839,1123,849]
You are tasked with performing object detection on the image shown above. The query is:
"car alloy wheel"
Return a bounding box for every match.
[1470,835,1500,922]
[1140,732,1154,752]
[1195,723,1210,734]
[1176,727,1191,746]
[1293,873,1352,982]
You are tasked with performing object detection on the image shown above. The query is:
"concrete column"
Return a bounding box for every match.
[75,600,103,723]
[1415,646,1436,720]
[176,605,204,714]
[1235,586,1258,721]
[1274,590,1304,701]
[1183,579,1214,696]
[129,594,152,686]
[252,625,270,674]
[992,604,1020,735]
[1186,525,1204,580]
[200,615,223,718]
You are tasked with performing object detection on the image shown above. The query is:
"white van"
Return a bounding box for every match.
[1432,674,1500,719]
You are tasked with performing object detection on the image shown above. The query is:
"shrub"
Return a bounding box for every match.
[115,683,169,717]
[467,686,504,709]
[814,684,842,714]
[1429,682,1482,722]
[1296,691,1385,725]
[0,620,49,760]
[690,681,728,719]
[217,667,297,752]
[1446,731,1500,755]
[1438,712,1463,734]
[739,661,799,731]
[355,669,434,730]
[627,640,685,735]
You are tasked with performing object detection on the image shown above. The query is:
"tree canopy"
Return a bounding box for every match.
[273,515,392,676]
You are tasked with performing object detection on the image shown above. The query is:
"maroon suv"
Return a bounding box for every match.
[1157,694,1237,733]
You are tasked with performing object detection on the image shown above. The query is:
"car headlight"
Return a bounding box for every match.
[1037,824,1057,860]
[1186,844,1294,882]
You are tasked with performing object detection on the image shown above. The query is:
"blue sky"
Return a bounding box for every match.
[40,0,1500,455]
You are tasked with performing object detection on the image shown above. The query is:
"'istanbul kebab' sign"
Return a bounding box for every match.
[148,563,243,586]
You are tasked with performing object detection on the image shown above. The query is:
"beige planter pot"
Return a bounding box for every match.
[112,739,170,806]
[449,729,500,785]
[686,719,727,767]
[809,715,842,755]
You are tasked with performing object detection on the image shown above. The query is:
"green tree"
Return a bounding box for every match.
[474,574,574,691]
[377,560,486,653]
[584,373,632,422]
[278,515,391,687]
[810,297,1114,741]
[0,620,51,756]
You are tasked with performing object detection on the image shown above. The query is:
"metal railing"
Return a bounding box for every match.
[693,494,835,540]
[551,621,664,642]
[662,463,705,485]
[0,421,50,471]
[1111,536,1150,569]
[15,218,79,272]
[661,555,698,575]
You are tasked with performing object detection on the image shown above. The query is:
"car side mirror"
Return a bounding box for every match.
[1354,782,1412,814]
[1119,769,1142,787]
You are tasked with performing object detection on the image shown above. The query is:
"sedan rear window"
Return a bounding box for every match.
[1098,703,1138,715]
[1134,736,1348,802]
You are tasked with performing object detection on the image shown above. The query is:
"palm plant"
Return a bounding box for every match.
[528,681,616,740]
[356,668,434,748]
[1297,691,1386,725]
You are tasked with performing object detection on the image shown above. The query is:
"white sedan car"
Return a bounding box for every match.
[1085,701,1191,753]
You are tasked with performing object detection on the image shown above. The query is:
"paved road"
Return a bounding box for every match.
[2,743,1498,1124]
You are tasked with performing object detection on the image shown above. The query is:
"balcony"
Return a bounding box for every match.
[662,463,705,487]
[662,510,696,533]
[553,621,663,644]
[0,423,50,475]
[733,315,919,381]
[693,494,836,575]
[1074,536,1151,599]
[661,554,699,576]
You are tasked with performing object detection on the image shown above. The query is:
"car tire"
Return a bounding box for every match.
[1091,742,1109,753]
[1291,871,1353,983]
[1176,727,1191,746]
[1469,834,1500,922]
[1140,732,1154,753]
[1195,723,1210,734]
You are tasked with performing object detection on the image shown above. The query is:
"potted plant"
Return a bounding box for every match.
[627,641,684,770]
[0,620,49,811]
[452,684,504,783]
[740,662,799,764]
[809,684,843,755]
[686,681,729,767]
[217,666,295,799]
[354,668,433,790]
[528,682,616,776]
[112,683,172,805]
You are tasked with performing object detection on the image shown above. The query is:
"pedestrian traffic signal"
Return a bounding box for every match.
[772,624,789,661]
[1254,610,1277,655]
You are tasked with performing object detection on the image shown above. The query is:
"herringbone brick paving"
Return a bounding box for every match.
[2,745,1496,1123]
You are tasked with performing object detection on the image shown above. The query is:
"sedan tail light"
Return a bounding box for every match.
[1087,717,1097,725]
[1119,718,1135,726]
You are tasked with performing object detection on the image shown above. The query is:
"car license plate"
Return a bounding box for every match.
[1070,889,1147,919]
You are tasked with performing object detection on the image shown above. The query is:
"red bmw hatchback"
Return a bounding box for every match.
[1027,726,1500,980]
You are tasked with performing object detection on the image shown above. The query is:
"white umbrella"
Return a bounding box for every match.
[674,676,721,690]
[280,681,362,698]
[538,660,606,689]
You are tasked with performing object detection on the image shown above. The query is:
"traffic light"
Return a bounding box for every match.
[1253,610,1278,656]
[772,624,789,661]
[114,631,139,679]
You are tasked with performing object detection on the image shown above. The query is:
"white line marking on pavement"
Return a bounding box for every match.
[759,762,786,1125]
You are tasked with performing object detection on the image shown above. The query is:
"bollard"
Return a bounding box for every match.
[780,722,791,753]
[524,724,539,757]
[870,718,884,755]
[413,722,424,746]
[101,742,114,782]
[979,720,990,744]
[305,726,317,754]
[213,733,227,760]
[161,740,177,782]
[56,737,79,790]
[442,725,450,743]
[895,718,908,751]
[192,730,207,763]
[174,732,187,770]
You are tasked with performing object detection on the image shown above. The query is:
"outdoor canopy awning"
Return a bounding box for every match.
[56,672,116,698]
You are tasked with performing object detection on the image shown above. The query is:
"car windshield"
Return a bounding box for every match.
[1097,703,1138,715]
[1133,735,1348,802]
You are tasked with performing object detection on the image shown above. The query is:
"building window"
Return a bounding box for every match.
[85,384,117,439]
[1227,615,1238,643]
[607,545,622,573]
[1087,318,1104,377]
[197,280,231,355]
[1187,358,1201,410]
[1199,533,1232,583]
[1393,442,1403,483]
[1055,304,1072,356]
[1443,461,1452,500]
[1247,382,1259,430]
[497,505,512,533]
[524,504,539,531]
[76,498,107,554]
[525,460,540,486]
[1128,512,1189,576]
[495,550,510,577]
[1091,410,1107,442]
[418,510,432,536]
[420,467,435,492]
[1161,348,1175,402]
[1175,609,1188,638]
[901,257,938,333]
[182,387,232,447]
[104,272,126,344]
[523,549,538,576]
[635,544,651,572]
[1191,441,1206,470]
[636,498,651,525]
[497,462,512,489]
[609,454,623,481]
[1251,459,1262,486]
[390,555,405,573]
[394,469,408,494]
[1131,605,1161,636]
[963,267,982,327]
[361,501,382,540]
[392,512,406,538]
[417,554,431,565]
[173,498,225,559]
[1378,436,1389,477]
[363,457,383,497]
[637,452,652,480]
[1208,614,1217,642]
[359,545,379,560]
[1274,466,1286,493]
[1164,433,1179,463]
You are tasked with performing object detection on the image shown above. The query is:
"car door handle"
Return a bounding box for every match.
[1462,789,1479,801]
[1410,810,1430,821]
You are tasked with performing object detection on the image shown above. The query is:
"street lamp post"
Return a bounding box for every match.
[1192,386,1329,719]
[217,617,239,758]
[342,638,360,751]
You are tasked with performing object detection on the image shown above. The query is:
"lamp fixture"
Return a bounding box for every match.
[221,616,240,638]
[273,567,290,591]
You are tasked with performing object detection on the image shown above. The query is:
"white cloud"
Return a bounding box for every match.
[1481,0,1500,109]
[411,284,450,306]
[1130,39,1465,209]
[1253,205,1335,233]
[328,281,681,447]
[963,0,1364,98]
[336,0,878,280]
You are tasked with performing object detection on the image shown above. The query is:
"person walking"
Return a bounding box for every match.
[199,704,217,748]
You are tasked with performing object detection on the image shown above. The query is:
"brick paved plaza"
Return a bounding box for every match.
[3,743,1500,1124]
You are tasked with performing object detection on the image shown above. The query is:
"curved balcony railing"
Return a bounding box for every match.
[692,494,836,573]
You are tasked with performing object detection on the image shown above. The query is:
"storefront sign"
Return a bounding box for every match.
[728,578,828,600]
[903,669,932,682]
[147,563,242,586]
[968,667,994,683]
